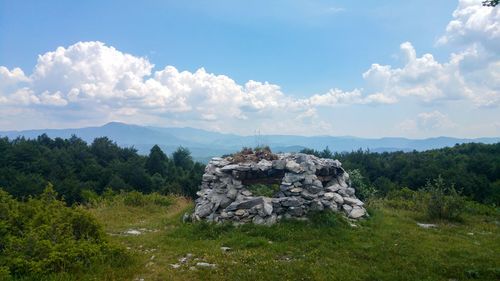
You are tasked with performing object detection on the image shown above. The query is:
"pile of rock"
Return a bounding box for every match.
[192,153,367,225]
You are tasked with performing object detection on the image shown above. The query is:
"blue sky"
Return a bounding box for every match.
[0,0,499,138]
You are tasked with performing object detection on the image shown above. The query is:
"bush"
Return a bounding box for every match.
[247,184,280,197]
[384,177,466,222]
[348,169,377,201]
[424,177,466,221]
[86,190,174,208]
[0,185,129,277]
[385,187,426,211]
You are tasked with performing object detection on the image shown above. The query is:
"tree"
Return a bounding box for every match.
[145,145,168,176]
[172,147,193,170]
[483,0,499,6]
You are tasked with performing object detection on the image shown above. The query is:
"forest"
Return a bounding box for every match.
[0,135,499,206]
[0,134,204,204]
[301,142,500,205]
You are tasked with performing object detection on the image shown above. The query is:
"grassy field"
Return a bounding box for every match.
[56,194,499,281]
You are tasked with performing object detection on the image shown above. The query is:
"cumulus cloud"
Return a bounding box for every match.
[362,42,499,107]
[0,41,392,133]
[438,0,500,52]
[398,111,457,134]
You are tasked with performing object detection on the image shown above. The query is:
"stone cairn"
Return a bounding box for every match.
[192,152,367,225]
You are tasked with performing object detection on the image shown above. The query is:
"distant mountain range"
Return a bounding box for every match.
[2,122,499,163]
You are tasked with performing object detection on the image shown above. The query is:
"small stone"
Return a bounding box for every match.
[196,262,216,269]
[235,209,247,216]
[263,201,273,216]
[343,197,364,206]
[300,190,316,200]
[323,192,335,200]
[221,246,232,252]
[417,223,437,229]
[310,199,324,211]
[273,159,287,170]
[281,197,301,207]
[237,197,264,209]
[332,193,344,204]
[124,229,141,235]
[306,185,322,194]
[312,179,323,188]
[182,212,191,223]
[290,187,303,194]
[288,206,304,216]
[348,207,366,219]
[343,204,353,213]
[253,215,266,225]
[326,183,341,192]
[286,161,303,173]
[241,190,253,196]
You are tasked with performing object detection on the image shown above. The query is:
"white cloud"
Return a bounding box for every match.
[0,0,498,136]
[0,41,394,133]
[363,41,499,107]
[398,111,457,134]
[438,0,500,52]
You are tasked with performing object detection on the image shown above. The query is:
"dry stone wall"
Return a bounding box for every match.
[193,153,367,225]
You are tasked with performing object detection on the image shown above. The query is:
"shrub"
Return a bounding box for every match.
[348,169,377,201]
[0,185,129,277]
[247,184,280,197]
[423,177,465,221]
[385,187,426,211]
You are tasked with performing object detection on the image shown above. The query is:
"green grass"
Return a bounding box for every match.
[17,195,500,281]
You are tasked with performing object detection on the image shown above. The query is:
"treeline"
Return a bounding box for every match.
[301,142,500,205]
[0,134,204,204]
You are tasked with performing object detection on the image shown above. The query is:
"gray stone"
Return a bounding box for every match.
[288,206,304,216]
[283,173,305,183]
[221,246,232,252]
[326,183,341,192]
[202,174,218,181]
[305,185,322,194]
[323,192,335,200]
[342,204,353,214]
[281,197,301,207]
[227,188,238,199]
[253,215,266,225]
[303,174,315,185]
[241,190,253,196]
[300,190,316,200]
[310,199,324,211]
[220,164,241,172]
[285,161,302,173]
[346,188,356,196]
[265,214,278,225]
[235,209,247,217]
[195,202,214,218]
[343,197,364,206]
[237,197,264,209]
[272,159,286,170]
[263,201,273,216]
[196,262,216,269]
[312,179,323,188]
[349,207,366,219]
[256,159,273,171]
[332,193,344,204]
